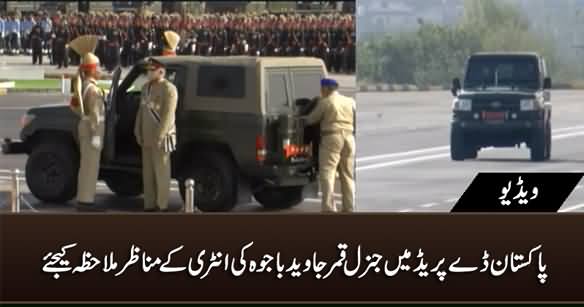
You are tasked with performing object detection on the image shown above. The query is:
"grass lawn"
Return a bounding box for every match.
[14,79,60,89]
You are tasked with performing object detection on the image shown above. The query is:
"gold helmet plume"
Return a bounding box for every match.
[69,35,100,71]
[162,30,180,56]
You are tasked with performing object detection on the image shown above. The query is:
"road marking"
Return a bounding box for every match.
[357,152,451,171]
[398,208,414,212]
[356,125,584,165]
[357,128,584,172]
[559,203,584,212]
[445,198,459,203]
[357,146,450,163]
[419,202,439,208]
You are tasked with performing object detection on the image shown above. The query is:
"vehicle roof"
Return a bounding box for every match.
[470,52,541,58]
[139,56,326,68]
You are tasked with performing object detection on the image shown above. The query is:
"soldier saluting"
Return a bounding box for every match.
[134,58,178,212]
[304,78,356,213]
[68,35,107,211]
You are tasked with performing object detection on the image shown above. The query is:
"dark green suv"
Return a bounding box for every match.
[2,56,328,211]
[450,52,552,161]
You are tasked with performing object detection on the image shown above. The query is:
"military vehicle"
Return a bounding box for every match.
[450,52,552,161]
[2,56,327,211]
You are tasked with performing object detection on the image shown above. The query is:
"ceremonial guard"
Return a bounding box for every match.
[305,78,356,213]
[104,19,122,72]
[68,35,106,211]
[134,58,178,212]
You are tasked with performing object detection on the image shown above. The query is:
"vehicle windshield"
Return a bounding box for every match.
[464,57,540,91]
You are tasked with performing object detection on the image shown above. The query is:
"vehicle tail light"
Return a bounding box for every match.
[256,135,266,163]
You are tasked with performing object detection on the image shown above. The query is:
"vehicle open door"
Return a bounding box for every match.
[102,67,122,163]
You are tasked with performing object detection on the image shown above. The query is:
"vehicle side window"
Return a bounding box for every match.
[196,65,245,98]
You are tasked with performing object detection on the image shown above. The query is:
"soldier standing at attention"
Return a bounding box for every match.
[30,24,43,64]
[69,35,106,211]
[134,58,178,212]
[304,78,356,213]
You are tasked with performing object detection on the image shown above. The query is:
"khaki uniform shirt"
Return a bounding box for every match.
[134,78,178,148]
[305,91,355,134]
[79,78,106,138]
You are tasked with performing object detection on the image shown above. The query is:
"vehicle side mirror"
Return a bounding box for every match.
[451,78,461,97]
[543,77,552,90]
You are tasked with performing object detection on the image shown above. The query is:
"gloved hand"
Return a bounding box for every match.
[91,135,101,149]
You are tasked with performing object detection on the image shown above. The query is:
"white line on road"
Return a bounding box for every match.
[357,126,584,166]
[559,203,584,212]
[357,129,584,172]
[357,146,450,163]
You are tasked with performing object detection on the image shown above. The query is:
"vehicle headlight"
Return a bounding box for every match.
[20,113,35,128]
[453,98,472,111]
[520,99,536,111]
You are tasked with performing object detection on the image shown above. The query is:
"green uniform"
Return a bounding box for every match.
[134,79,178,210]
[76,78,106,204]
[305,91,356,212]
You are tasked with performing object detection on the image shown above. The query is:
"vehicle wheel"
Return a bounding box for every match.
[530,126,547,162]
[450,127,466,161]
[178,153,236,212]
[25,141,78,203]
[254,186,304,210]
[104,173,143,197]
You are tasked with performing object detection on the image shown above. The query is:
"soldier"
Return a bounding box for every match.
[134,58,178,212]
[304,78,355,213]
[161,30,180,56]
[30,24,43,64]
[68,35,106,211]
[104,19,121,72]
[52,24,69,69]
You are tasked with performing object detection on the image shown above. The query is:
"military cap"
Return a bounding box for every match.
[320,78,338,88]
[144,58,165,70]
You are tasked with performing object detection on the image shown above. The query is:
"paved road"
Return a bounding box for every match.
[0,85,355,213]
[356,90,584,212]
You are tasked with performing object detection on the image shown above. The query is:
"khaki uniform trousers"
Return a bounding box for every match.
[319,130,355,212]
[142,145,171,210]
[76,119,105,203]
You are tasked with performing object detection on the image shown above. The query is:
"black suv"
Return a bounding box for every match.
[450,52,552,161]
[2,56,327,211]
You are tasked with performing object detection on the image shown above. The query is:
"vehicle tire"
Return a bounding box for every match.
[530,126,547,162]
[545,123,552,161]
[25,141,78,203]
[178,153,237,212]
[254,186,304,210]
[450,127,466,161]
[104,173,143,197]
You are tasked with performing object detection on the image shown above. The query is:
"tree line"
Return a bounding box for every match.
[358,0,582,87]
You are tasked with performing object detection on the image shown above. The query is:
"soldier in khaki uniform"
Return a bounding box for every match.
[68,35,107,211]
[134,58,178,212]
[161,30,180,56]
[305,78,356,213]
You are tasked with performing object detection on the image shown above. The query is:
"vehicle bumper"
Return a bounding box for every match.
[256,163,316,187]
[1,138,28,154]
[452,119,545,146]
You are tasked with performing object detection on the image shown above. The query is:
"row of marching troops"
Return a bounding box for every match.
[0,11,355,73]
